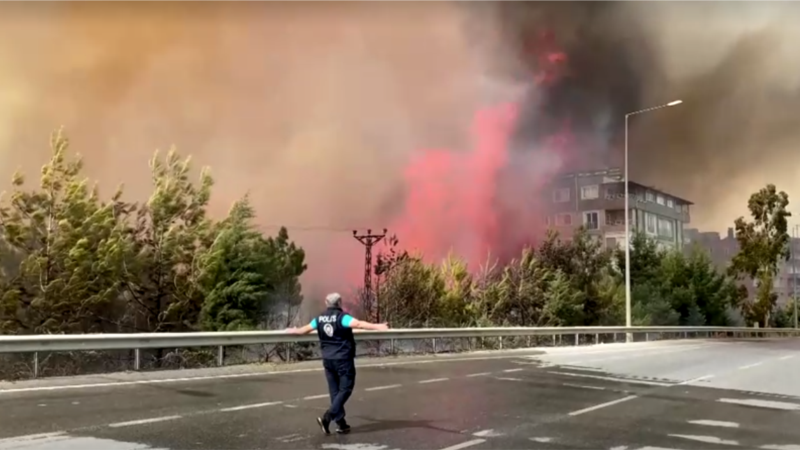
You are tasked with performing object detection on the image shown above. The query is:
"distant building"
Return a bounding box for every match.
[544,168,692,251]
[684,227,800,306]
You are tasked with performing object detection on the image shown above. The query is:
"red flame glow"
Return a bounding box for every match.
[387,32,572,269]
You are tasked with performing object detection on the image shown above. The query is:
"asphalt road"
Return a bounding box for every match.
[1,338,799,450]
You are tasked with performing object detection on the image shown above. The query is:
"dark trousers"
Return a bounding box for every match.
[322,358,356,424]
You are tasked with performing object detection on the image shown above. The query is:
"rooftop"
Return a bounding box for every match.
[556,168,694,205]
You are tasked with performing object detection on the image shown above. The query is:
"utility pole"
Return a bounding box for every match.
[353,229,387,322]
[794,225,798,329]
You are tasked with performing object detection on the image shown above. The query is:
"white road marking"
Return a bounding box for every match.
[284,404,298,408]
[738,362,763,370]
[322,444,390,450]
[219,401,282,412]
[761,445,800,450]
[639,447,682,450]
[718,398,800,411]
[779,355,796,361]
[466,372,491,378]
[547,371,672,387]
[419,378,449,384]
[669,434,739,446]
[502,368,524,373]
[108,415,182,428]
[495,377,523,382]
[0,433,170,449]
[473,429,503,437]
[568,395,638,416]
[688,419,740,428]
[609,446,629,450]
[530,437,553,443]
[563,383,607,391]
[364,384,402,392]
[438,439,487,450]
[303,394,329,400]
[0,432,67,444]
[678,374,714,385]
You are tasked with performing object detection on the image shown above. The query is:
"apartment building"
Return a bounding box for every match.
[685,227,800,305]
[544,168,692,250]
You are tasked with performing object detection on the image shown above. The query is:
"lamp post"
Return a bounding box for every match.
[793,224,798,329]
[624,99,683,342]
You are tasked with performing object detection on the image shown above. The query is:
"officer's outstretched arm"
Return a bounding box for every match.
[285,324,315,335]
[349,319,389,331]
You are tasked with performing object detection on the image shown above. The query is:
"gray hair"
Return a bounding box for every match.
[325,292,342,308]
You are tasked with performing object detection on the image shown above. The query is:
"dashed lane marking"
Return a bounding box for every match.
[364,384,402,392]
[502,368,524,373]
[738,362,764,370]
[219,401,283,412]
[107,415,182,428]
[473,429,503,437]
[568,395,639,416]
[419,378,449,384]
[465,372,491,378]
[303,394,329,400]
[779,355,796,361]
[688,420,739,428]
[669,434,739,446]
[718,398,800,411]
[495,377,523,382]
[563,383,607,391]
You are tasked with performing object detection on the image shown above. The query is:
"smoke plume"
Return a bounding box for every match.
[1,2,799,300]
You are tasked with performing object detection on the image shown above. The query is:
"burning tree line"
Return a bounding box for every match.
[0,130,794,378]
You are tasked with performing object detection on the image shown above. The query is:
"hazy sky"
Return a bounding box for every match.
[1,2,799,295]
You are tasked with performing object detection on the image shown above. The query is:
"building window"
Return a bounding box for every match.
[553,188,570,203]
[656,195,665,205]
[555,213,572,226]
[584,211,600,230]
[666,198,674,208]
[646,213,657,234]
[658,217,674,238]
[580,185,599,200]
[682,204,690,214]
[646,191,655,202]
[605,237,618,248]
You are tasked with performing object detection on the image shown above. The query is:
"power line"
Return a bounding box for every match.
[258,224,388,234]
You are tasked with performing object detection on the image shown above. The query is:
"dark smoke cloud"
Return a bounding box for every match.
[500,2,800,231]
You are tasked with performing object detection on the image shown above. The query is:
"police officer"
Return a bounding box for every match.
[286,292,388,434]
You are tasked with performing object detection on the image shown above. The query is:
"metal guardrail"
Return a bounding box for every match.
[1,326,797,354]
[1,326,797,378]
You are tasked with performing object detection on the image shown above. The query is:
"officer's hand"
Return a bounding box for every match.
[375,323,389,331]
[284,327,298,334]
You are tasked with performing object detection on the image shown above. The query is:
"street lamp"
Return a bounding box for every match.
[624,99,683,342]
[793,225,798,329]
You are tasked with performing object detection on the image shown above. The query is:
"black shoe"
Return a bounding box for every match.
[336,423,351,434]
[317,416,331,435]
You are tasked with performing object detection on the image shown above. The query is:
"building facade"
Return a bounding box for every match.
[544,168,692,250]
[684,227,800,306]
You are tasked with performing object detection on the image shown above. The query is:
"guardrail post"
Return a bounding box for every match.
[645,333,649,342]
[432,338,437,354]
[552,334,557,346]
[390,339,395,354]
[527,336,532,348]
[595,333,599,344]
[134,349,141,371]
[574,333,579,346]
[217,346,224,367]
[33,352,39,378]
[499,336,504,350]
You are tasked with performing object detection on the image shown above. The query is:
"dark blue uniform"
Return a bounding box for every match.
[310,307,356,425]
